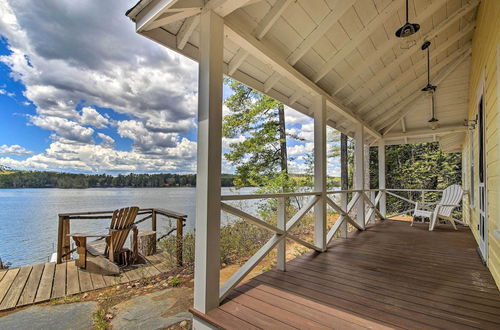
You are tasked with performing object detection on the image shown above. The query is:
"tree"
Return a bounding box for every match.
[223,79,297,192]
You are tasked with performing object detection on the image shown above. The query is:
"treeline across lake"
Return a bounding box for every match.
[0,169,236,188]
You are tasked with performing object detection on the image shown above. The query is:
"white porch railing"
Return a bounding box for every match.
[218,188,386,302]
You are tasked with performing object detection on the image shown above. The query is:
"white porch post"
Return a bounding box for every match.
[378,140,387,218]
[276,197,286,271]
[193,9,223,314]
[354,123,365,228]
[314,95,327,251]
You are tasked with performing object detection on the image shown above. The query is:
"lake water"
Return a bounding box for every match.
[0,187,258,268]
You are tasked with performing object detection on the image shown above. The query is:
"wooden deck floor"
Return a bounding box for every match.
[0,252,170,312]
[193,220,500,329]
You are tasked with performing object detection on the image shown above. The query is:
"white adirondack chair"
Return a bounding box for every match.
[412,185,463,231]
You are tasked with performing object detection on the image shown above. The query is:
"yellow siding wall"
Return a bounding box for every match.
[462,0,500,288]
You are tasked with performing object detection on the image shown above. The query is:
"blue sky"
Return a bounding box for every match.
[0,0,340,176]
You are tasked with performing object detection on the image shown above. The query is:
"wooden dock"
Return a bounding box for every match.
[192,220,500,329]
[0,252,170,312]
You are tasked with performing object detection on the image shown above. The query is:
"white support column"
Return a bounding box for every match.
[364,144,372,223]
[354,123,365,228]
[378,140,387,218]
[193,9,224,314]
[341,192,348,237]
[276,197,286,271]
[314,95,327,251]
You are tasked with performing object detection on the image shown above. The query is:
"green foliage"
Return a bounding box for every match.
[158,220,271,266]
[223,79,297,190]
[169,276,181,287]
[0,170,235,188]
[369,142,462,214]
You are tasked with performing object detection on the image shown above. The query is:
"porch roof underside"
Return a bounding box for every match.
[127,0,479,153]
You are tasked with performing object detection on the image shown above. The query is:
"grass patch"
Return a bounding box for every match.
[92,308,108,330]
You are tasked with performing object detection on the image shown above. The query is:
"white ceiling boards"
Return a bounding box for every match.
[126,0,479,149]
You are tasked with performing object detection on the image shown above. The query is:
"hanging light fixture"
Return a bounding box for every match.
[421,41,438,130]
[395,0,420,38]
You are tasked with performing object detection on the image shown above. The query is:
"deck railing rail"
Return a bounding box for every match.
[56,208,187,266]
[219,188,386,302]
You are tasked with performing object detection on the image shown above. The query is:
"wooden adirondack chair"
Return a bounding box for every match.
[69,206,140,269]
[412,185,463,231]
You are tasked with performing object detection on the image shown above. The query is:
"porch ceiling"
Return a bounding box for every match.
[126,0,479,149]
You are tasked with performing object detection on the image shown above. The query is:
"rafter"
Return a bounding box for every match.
[177,15,200,49]
[286,0,356,66]
[136,0,203,32]
[224,16,381,138]
[343,0,478,107]
[378,48,472,134]
[228,48,249,75]
[356,23,475,115]
[384,126,467,140]
[145,8,201,31]
[255,0,293,40]
[366,44,471,126]
[312,0,403,83]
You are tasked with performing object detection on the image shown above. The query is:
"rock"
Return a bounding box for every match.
[106,313,114,320]
[82,293,89,299]
[0,301,98,330]
[111,288,193,330]
[180,320,188,327]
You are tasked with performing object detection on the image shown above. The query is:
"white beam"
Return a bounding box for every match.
[345,0,478,107]
[144,8,201,31]
[401,118,407,133]
[135,0,178,32]
[263,72,281,92]
[355,23,475,114]
[207,0,254,17]
[194,9,224,313]
[331,0,457,96]
[177,15,200,49]
[378,48,472,133]
[314,95,327,251]
[255,0,293,40]
[223,16,382,139]
[354,123,365,228]
[288,90,303,105]
[287,0,356,65]
[384,126,467,140]
[227,48,248,75]
[368,44,471,126]
[378,140,386,218]
[312,0,402,82]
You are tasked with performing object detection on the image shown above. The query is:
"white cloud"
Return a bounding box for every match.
[0,144,32,156]
[80,107,109,128]
[0,137,197,173]
[29,115,94,143]
[97,133,115,148]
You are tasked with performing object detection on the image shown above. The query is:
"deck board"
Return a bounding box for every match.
[18,263,44,306]
[0,266,31,310]
[0,251,169,312]
[195,220,500,329]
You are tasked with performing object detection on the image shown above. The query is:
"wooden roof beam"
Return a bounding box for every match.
[177,15,200,49]
[224,16,381,139]
[356,23,475,115]
[135,0,203,32]
[384,125,467,140]
[287,0,356,66]
[312,0,403,82]
[366,44,471,126]
[377,48,472,134]
[343,0,478,107]
[255,0,294,40]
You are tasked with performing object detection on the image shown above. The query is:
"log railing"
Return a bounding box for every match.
[219,188,385,302]
[56,208,187,266]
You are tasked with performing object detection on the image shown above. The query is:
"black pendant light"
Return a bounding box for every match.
[421,41,438,129]
[395,0,420,38]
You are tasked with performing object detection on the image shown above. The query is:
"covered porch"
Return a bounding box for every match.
[124,0,500,328]
[191,220,500,329]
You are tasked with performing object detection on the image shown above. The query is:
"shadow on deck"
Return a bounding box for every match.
[193,220,500,329]
[0,252,170,312]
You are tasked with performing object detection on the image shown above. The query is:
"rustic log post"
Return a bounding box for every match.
[151,210,157,232]
[62,217,71,261]
[176,218,183,267]
[57,215,71,263]
[138,230,157,256]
